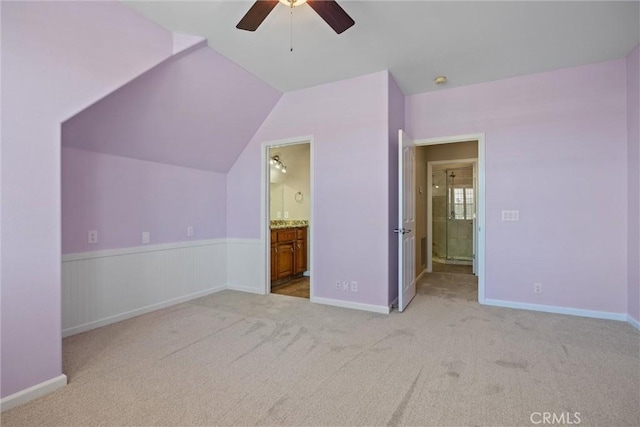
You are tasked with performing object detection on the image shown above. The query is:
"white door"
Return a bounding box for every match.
[397,130,416,312]
[472,161,478,275]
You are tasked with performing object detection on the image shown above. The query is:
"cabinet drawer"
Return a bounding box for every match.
[277,230,296,242]
[296,228,306,239]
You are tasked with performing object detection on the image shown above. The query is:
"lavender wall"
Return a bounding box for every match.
[627,44,640,323]
[1,1,173,398]
[227,71,391,307]
[62,148,226,253]
[62,45,281,173]
[388,73,405,304]
[407,60,629,314]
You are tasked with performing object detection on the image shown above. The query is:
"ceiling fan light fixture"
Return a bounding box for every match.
[278,0,308,7]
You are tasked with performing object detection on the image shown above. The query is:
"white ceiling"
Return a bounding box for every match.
[124,1,640,95]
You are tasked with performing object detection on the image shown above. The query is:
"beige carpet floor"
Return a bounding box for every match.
[2,273,639,426]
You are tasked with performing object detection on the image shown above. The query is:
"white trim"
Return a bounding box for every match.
[418,133,484,146]
[311,296,390,314]
[62,286,225,338]
[226,238,262,245]
[1,374,67,412]
[415,133,486,304]
[261,136,315,298]
[62,239,225,262]
[483,298,628,322]
[628,315,640,330]
[415,267,428,285]
[226,284,264,295]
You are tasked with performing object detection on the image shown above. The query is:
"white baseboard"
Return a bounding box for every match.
[62,286,225,337]
[227,284,265,295]
[627,314,640,330]
[415,268,428,284]
[311,296,390,314]
[483,298,628,322]
[1,374,67,412]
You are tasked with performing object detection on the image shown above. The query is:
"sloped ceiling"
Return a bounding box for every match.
[124,1,640,95]
[62,44,281,172]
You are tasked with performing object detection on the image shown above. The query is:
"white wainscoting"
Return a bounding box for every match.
[62,240,227,337]
[226,238,265,294]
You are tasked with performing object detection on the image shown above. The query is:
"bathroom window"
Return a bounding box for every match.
[450,187,474,220]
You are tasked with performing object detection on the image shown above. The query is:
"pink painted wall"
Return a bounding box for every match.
[1,1,172,398]
[227,71,392,307]
[62,45,281,173]
[388,73,405,304]
[62,148,226,254]
[627,44,640,323]
[406,60,629,314]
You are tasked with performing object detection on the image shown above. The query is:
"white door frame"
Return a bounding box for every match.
[416,133,486,304]
[426,158,477,272]
[260,135,315,297]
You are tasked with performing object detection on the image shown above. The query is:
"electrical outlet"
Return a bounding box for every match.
[502,210,520,221]
[336,281,341,290]
[142,231,150,244]
[88,230,98,244]
[534,283,542,294]
[343,281,349,291]
[187,226,194,237]
[350,281,358,292]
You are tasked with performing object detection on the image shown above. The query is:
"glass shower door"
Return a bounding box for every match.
[446,168,474,261]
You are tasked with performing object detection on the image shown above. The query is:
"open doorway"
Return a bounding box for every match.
[411,134,486,304]
[265,141,312,299]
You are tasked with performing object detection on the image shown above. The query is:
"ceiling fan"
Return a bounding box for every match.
[236,0,355,34]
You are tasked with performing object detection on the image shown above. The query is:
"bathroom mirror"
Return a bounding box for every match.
[269,143,310,221]
[270,182,284,219]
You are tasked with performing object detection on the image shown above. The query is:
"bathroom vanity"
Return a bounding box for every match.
[270,224,307,284]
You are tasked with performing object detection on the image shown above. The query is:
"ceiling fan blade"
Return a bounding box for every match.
[236,0,279,31]
[307,0,354,34]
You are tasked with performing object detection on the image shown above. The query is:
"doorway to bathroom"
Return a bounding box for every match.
[264,139,312,299]
[413,138,481,280]
[430,162,476,275]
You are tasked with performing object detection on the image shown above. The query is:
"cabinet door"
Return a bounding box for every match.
[277,242,295,279]
[270,244,278,281]
[295,239,306,274]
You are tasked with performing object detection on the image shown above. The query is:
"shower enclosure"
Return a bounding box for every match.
[432,166,474,264]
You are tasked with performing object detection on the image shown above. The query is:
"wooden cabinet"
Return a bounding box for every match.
[271,226,307,284]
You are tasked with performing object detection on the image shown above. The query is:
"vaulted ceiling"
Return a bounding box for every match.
[124,1,640,95]
[62,45,281,172]
[63,1,639,172]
